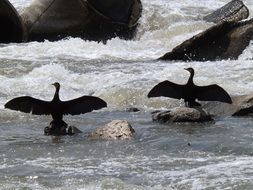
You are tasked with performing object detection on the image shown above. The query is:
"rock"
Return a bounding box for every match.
[152,107,213,123]
[44,125,67,136]
[126,107,140,112]
[159,0,252,62]
[159,19,253,61]
[67,126,83,135]
[203,0,249,23]
[202,94,253,116]
[202,100,236,116]
[232,94,253,116]
[0,0,142,43]
[89,120,135,140]
[44,121,83,136]
[0,0,26,43]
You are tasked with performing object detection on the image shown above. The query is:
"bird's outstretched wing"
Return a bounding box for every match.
[196,84,232,103]
[62,96,107,115]
[5,96,51,115]
[148,80,184,99]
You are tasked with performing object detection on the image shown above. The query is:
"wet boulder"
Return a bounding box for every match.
[159,19,253,61]
[89,120,135,140]
[0,0,142,43]
[0,0,26,43]
[152,107,213,123]
[159,0,252,61]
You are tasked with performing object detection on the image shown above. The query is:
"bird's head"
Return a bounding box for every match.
[184,67,194,74]
[52,82,60,89]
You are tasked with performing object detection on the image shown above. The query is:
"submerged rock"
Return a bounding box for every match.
[126,107,140,112]
[89,120,135,140]
[152,107,213,123]
[67,126,83,136]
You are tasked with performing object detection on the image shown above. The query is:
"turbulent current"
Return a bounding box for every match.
[0,0,253,189]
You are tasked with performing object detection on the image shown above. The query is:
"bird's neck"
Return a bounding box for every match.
[187,71,194,85]
[53,87,60,101]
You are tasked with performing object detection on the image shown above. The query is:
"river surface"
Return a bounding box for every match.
[1,0,253,189]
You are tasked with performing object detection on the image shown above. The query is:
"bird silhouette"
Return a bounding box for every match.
[148,67,232,107]
[5,82,107,135]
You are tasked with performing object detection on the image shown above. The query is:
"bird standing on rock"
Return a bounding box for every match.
[5,82,107,135]
[148,67,232,107]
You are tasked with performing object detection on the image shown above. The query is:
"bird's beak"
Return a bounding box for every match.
[184,68,188,71]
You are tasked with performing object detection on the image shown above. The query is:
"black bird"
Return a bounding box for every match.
[148,67,232,107]
[5,82,107,135]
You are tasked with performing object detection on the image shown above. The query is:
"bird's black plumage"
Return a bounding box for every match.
[148,67,232,107]
[5,82,107,134]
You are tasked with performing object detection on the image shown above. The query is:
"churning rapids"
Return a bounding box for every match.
[1,0,253,189]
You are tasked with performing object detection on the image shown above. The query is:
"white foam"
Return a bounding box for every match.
[0,59,252,111]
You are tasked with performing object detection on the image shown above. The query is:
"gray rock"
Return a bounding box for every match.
[0,0,142,43]
[126,107,140,112]
[202,94,253,116]
[232,94,253,116]
[202,100,236,116]
[162,0,249,62]
[67,126,83,136]
[152,107,213,123]
[89,120,135,140]
[159,18,253,61]
[159,0,251,61]
[21,0,142,42]
[203,0,249,23]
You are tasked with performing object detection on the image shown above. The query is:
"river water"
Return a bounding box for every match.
[1,0,253,189]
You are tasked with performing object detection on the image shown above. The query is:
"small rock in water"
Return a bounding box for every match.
[232,94,253,116]
[44,124,82,136]
[89,120,135,140]
[152,107,213,123]
[67,126,83,135]
[126,107,140,112]
[44,125,66,136]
